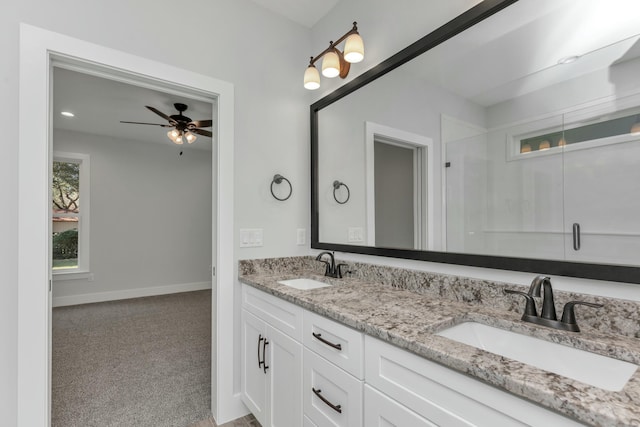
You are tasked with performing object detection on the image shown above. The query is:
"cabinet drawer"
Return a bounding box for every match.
[303,311,364,379]
[242,284,303,341]
[364,384,436,427]
[303,348,363,427]
[365,336,583,427]
[303,415,319,427]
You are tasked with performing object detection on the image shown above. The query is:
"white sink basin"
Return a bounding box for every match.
[437,322,637,391]
[277,278,331,290]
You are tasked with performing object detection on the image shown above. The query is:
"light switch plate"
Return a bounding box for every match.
[240,228,263,247]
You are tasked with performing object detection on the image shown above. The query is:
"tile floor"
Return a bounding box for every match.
[190,414,260,427]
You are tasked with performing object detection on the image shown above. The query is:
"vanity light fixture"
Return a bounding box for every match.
[304,22,364,90]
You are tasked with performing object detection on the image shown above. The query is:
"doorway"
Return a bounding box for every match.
[365,121,434,250]
[51,65,214,424]
[18,24,238,426]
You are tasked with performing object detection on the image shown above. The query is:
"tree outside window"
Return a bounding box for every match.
[52,160,81,270]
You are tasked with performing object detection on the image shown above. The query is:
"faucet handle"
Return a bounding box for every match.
[337,263,350,278]
[504,289,538,317]
[560,301,604,331]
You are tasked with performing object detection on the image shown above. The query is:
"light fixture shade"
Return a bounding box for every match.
[322,50,340,78]
[558,136,567,147]
[168,130,183,145]
[520,143,531,153]
[539,140,551,150]
[185,131,197,144]
[631,121,640,134]
[304,65,321,90]
[344,33,364,63]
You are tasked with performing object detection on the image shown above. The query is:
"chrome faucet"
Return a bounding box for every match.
[505,275,603,332]
[315,251,348,278]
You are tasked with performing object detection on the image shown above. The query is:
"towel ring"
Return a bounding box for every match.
[271,174,292,201]
[333,180,350,204]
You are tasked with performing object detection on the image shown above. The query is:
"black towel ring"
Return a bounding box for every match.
[333,180,350,204]
[271,174,292,201]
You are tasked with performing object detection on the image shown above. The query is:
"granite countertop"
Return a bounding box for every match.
[239,269,640,427]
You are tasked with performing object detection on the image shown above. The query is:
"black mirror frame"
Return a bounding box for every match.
[311,0,640,285]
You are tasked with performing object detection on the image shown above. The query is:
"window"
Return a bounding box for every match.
[52,152,90,274]
[511,104,640,159]
[519,112,640,154]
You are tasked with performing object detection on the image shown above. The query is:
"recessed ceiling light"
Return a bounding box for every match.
[557,55,580,65]
[61,111,75,117]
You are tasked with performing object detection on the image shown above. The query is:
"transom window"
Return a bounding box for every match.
[517,110,640,155]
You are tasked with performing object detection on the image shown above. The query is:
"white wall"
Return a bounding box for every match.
[309,0,484,98]
[317,64,485,245]
[52,129,212,305]
[3,0,311,424]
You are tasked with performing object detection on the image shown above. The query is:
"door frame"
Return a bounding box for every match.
[18,24,240,425]
[364,121,434,250]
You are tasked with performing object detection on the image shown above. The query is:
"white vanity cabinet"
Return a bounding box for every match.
[364,336,585,427]
[241,284,587,426]
[241,285,304,427]
[302,311,364,426]
[364,384,436,427]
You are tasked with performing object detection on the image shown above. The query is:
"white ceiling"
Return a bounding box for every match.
[53,0,640,149]
[412,0,640,107]
[52,0,338,149]
[53,68,215,151]
[248,0,340,28]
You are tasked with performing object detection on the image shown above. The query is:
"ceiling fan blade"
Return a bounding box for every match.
[190,128,213,137]
[120,120,172,127]
[145,106,177,125]
[188,119,213,128]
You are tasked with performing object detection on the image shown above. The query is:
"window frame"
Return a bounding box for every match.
[52,151,90,278]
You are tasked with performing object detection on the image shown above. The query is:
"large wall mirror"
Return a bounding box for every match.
[312,0,640,284]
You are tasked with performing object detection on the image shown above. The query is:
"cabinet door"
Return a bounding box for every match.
[364,385,437,427]
[267,324,303,427]
[241,309,267,425]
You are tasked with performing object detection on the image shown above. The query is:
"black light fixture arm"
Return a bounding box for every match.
[309,22,359,66]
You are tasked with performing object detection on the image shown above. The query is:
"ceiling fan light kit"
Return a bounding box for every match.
[120,102,213,146]
[304,21,364,90]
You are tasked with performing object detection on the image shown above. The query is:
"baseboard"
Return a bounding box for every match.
[52,281,212,307]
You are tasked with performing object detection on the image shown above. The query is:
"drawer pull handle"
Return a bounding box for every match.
[262,338,269,374]
[573,222,581,251]
[312,388,342,414]
[257,335,264,369]
[312,332,342,350]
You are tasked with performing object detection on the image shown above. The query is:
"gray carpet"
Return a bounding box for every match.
[52,290,212,427]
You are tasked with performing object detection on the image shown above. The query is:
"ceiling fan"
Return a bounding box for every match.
[120,103,212,145]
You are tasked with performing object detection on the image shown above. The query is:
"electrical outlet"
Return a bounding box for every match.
[297,228,306,245]
[348,227,364,242]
